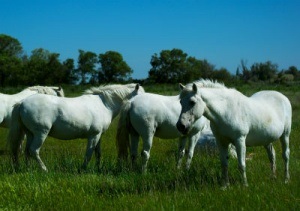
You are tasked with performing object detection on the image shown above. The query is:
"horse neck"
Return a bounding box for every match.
[200,88,233,122]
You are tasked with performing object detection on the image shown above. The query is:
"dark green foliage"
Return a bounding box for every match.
[76,50,98,84]
[98,51,133,83]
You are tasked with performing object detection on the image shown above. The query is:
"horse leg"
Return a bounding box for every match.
[29,133,48,172]
[185,132,201,170]
[19,134,27,154]
[94,138,101,171]
[264,143,276,179]
[81,133,101,171]
[141,133,154,173]
[177,137,187,169]
[280,134,290,183]
[25,132,34,167]
[235,136,248,187]
[218,142,230,189]
[130,132,139,168]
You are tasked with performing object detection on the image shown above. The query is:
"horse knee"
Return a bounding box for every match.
[141,150,150,161]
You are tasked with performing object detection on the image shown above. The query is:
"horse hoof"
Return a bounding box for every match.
[220,186,228,191]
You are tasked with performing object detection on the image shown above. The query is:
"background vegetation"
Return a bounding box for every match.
[1,34,299,86]
[0,84,299,210]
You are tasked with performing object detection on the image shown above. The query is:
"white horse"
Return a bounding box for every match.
[8,84,144,171]
[176,79,292,187]
[0,86,64,128]
[116,92,211,172]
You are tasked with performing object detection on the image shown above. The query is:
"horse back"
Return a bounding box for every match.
[250,91,292,124]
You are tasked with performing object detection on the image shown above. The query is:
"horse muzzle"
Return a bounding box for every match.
[176,121,189,135]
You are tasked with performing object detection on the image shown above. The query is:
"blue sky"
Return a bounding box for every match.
[1,0,299,79]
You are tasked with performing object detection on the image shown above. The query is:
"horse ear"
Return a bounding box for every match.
[179,83,185,90]
[135,84,140,91]
[192,83,198,92]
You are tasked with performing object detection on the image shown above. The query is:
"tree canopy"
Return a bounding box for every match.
[148,48,232,83]
[98,51,133,83]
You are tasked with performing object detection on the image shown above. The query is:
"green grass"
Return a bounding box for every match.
[0,84,299,210]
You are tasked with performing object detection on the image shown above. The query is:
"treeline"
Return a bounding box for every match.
[0,34,299,86]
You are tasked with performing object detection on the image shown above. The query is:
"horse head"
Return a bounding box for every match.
[130,83,145,98]
[176,83,205,135]
[54,86,65,97]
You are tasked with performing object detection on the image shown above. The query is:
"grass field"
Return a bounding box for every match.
[0,83,299,210]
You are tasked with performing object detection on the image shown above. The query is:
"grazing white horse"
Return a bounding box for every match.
[0,86,64,128]
[8,84,144,171]
[176,79,292,187]
[116,92,210,172]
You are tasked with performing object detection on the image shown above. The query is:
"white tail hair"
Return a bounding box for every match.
[7,102,25,164]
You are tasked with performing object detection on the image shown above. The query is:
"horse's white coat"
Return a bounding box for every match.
[0,86,64,128]
[117,92,210,172]
[177,79,292,187]
[8,84,144,171]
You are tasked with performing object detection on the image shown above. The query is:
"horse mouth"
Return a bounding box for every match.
[176,122,189,135]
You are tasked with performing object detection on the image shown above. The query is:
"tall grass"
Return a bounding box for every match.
[0,84,299,210]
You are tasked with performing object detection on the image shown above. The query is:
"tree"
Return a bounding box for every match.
[149,49,188,83]
[148,49,218,83]
[250,61,278,82]
[98,51,133,83]
[62,58,76,84]
[200,59,215,79]
[0,34,23,57]
[183,57,203,82]
[22,48,51,85]
[45,53,65,84]
[239,59,251,81]
[19,48,74,85]
[0,34,23,86]
[212,68,232,82]
[284,66,299,80]
[76,50,98,84]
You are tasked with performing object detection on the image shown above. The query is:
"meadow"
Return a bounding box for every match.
[0,83,299,210]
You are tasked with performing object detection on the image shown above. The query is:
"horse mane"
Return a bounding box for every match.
[180,79,228,99]
[84,83,143,108]
[26,86,64,96]
[186,79,226,89]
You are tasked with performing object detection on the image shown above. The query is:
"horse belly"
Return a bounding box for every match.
[246,128,282,146]
[49,122,94,140]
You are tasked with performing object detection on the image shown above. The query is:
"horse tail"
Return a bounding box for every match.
[7,102,25,164]
[116,100,132,160]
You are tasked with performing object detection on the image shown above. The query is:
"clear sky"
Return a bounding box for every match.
[1,0,299,79]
